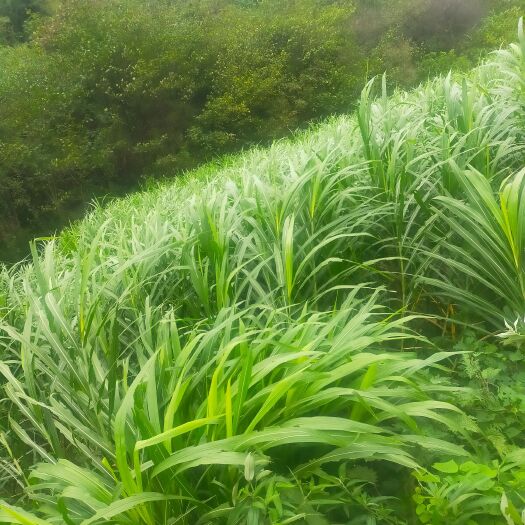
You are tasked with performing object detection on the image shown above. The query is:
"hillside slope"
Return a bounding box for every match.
[2,0,524,262]
[0,36,525,524]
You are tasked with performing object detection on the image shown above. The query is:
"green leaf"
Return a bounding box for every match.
[433,460,459,474]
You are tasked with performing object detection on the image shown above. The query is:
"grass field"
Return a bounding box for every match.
[0,27,525,525]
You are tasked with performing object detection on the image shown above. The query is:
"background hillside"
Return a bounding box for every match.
[0,0,525,260]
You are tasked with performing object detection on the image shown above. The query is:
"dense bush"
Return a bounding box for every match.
[0,0,524,260]
[0,0,49,39]
[0,0,361,258]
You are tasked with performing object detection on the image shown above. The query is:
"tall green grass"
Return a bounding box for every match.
[1,25,525,525]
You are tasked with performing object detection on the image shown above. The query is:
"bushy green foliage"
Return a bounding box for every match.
[0,0,360,258]
[1,0,525,261]
[413,454,525,524]
[0,0,49,38]
[1,27,525,524]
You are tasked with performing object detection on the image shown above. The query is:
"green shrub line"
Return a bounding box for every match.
[1,0,525,261]
[0,20,525,525]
